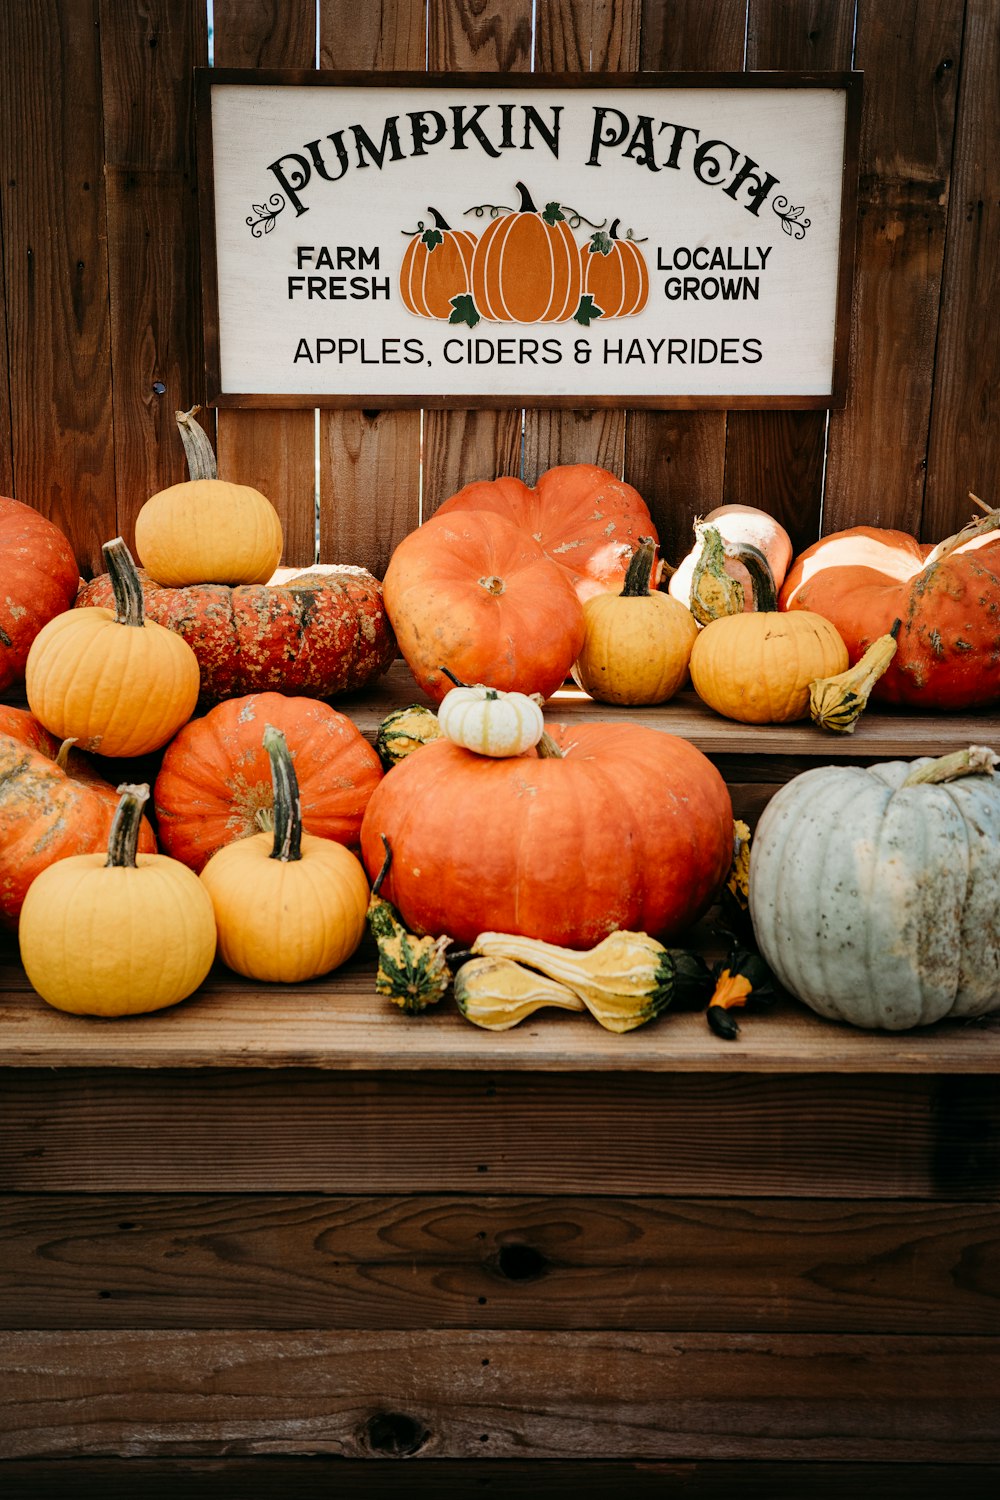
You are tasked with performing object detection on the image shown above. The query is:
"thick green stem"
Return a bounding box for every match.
[262,724,302,862]
[105,784,150,868]
[175,405,218,481]
[620,537,657,597]
[102,537,146,628]
[902,745,998,786]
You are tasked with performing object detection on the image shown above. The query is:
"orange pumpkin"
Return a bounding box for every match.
[153,691,383,873]
[359,722,734,949]
[0,729,156,927]
[0,496,80,691]
[433,464,657,603]
[582,219,649,318]
[779,506,1000,709]
[399,207,477,319]
[382,508,585,704]
[470,181,582,323]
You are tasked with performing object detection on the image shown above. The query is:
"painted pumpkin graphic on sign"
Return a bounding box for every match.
[399,208,477,319]
[470,181,583,323]
[582,218,649,318]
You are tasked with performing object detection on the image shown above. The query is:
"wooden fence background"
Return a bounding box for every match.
[1,0,997,583]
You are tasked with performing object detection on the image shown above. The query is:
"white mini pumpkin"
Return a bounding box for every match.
[748,746,1000,1030]
[437,682,544,758]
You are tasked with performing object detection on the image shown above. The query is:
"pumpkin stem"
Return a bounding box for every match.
[105,783,150,869]
[478,574,506,596]
[620,537,658,597]
[372,832,393,897]
[514,180,539,214]
[536,731,566,759]
[262,724,302,862]
[175,405,219,482]
[439,666,468,688]
[103,537,147,628]
[922,500,1000,569]
[54,738,78,771]
[426,206,451,230]
[901,745,999,786]
[608,217,621,240]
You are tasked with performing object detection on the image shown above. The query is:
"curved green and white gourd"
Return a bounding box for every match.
[747,746,1000,1030]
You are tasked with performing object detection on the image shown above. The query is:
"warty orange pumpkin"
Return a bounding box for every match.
[780,502,1000,709]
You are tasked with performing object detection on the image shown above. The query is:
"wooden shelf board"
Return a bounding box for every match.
[2,934,998,1074]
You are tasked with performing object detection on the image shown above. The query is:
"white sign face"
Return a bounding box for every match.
[200,73,860,408]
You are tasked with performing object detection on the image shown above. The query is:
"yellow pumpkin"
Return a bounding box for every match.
[572,537,698,705]
[200,724,370,983]
[688,531,848,724]
[18,783,216,1017]
[25,537,200,757]
[134,406,283,586]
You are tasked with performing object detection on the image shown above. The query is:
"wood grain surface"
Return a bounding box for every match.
[1,1066,997,1195]
[2,1326,998,1461]
[2,1190,997,1334]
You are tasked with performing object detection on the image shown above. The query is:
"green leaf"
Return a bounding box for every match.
[573,294,604,326]
[421,227,444,250]
[589,231,613,256]
[542,200,566,225]
[449,293,481,327]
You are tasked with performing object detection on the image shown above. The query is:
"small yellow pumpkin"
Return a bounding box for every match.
[436,670,544,758]
[25,537,200,757]
[18,783,216,1017]
[688,530,848,724]
[199,724,370,983]
[572,537,698,705]
[134,405,283,586]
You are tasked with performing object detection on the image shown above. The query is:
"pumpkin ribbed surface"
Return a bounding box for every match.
[0,733,156,927]
[154,692,383,873]
[434,465,656,603]
[382,509,585,704]
[0,495,80,690]
[359,722,733,949]
[75,564,395,703]
[748,755,1000,1030]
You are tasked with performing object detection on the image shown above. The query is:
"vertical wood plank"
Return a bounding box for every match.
[0,207,12,495]
[922,0,1000,541]
[0,0,115,575]
[315,1,425,576]
[100,0,209,555]
[821,0,964,535]
[212,1,318,569]
[522,0,641,484]
[724,0,856,557]
[421,0,529,515]
[626,1,747,567]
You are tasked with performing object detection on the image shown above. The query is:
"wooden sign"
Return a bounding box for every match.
[197,71,862,410]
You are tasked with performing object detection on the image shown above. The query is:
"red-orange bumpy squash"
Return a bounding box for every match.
[382,509,585,704]
[1,496,80,691]
[779,511,1000,709]
[154,691,383,873]
[75,563,395,703]
[359,722,734,949]
[434,464,657,603]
